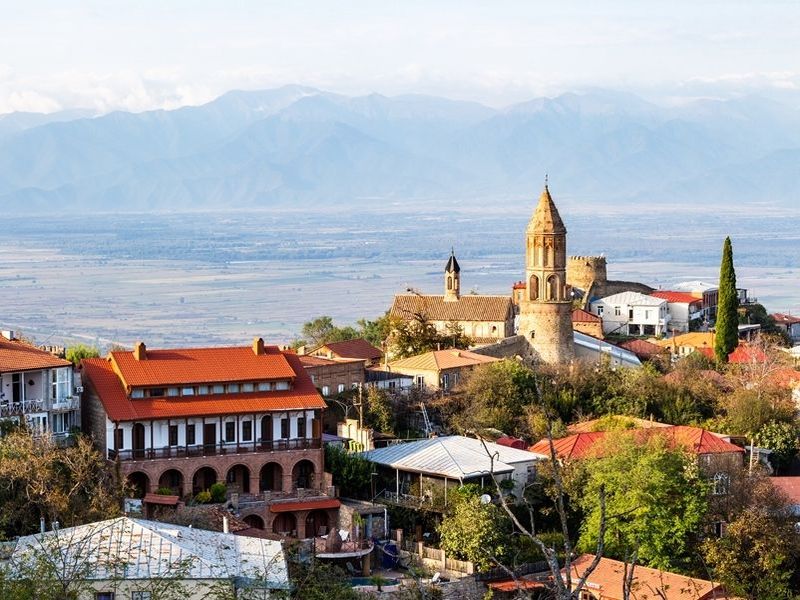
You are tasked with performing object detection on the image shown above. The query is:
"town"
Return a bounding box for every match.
[1,185,799,599]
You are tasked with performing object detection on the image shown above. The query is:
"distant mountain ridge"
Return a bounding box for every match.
[1,85,799,213]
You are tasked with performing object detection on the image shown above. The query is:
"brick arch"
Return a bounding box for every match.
[226,463,252,494]
[260,462,283,492]
[243,514,265,530]
[127,471,150,499]
[192,465,220,494]
[292,459,316,489]
[157,468,185,495]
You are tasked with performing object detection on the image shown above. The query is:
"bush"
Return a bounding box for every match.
[209,482,227,503]
[194,490,212,504]
[155,487,175,496]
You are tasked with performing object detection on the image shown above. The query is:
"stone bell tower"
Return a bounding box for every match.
[444,249,461,302]
[517,184,574,364]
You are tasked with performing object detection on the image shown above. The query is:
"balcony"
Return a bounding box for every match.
[51,396,80,411]
[0,399,44,417]
[108,437,322,461]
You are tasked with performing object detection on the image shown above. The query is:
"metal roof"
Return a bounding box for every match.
[573,331,642,367]
[593,291,665,307]
[360,435,543,481]
[8,517,289,587]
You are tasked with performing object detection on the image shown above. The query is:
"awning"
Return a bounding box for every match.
[270,498,341,513]
[143,493,180,506]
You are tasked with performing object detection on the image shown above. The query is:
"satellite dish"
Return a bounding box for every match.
[479,494,492,504]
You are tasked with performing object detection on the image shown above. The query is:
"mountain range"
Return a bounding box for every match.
[1,85,799,213]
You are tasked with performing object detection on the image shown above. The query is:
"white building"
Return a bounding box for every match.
[650,291,704,333]
[0,331,79,439]
[590,291,670,337]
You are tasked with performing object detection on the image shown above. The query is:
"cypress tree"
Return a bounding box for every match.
[714,236,739,363]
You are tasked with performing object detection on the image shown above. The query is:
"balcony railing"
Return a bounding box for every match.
[51,396,79,411]
[0,399,44,417]
[109,437,322,461]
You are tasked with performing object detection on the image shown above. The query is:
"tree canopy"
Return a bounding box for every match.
[64,344,100,365]
[715,236,739,363]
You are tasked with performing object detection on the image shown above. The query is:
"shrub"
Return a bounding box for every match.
[209,482,227,503]
[194,490,212,504]
[156,487,175,496]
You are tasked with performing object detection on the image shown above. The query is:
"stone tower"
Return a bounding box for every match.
[517,185,574,364]
[444,249,461,302]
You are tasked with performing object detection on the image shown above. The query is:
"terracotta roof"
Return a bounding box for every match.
[772,313,800,325]
[528,185,566,234]
[572,308,601,323]
[143,493,180,506]
[487,578,545,592]
[81,351,325,422]
[390,294,513,323]
[298,355,339,367]
[618,338,665,358]
[697,344,767,364]
[531,426,743,460]
[565,554,726,600]
[771,477,800,505]
[651,290,703,305]
[270,498,340,513]
[512,281,526,290]
[317,339,382,361]
[0,337,71,372]
[110,344,296,387]
[389,349,499,372]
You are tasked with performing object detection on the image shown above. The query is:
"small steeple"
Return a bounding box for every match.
[528,181,566,234]
[444,248,461,302]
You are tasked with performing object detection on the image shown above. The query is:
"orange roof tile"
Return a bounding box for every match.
[565,554,726,600]
[651,291,703,305]
[529,432,606,460]
[0,338,71,372]
[771,477,800,505]
[772,313,800,325]
[697,344,767,364]
[81,350,325,422]
[270,498,340,513]
[572,308,601,323]
[618,338,665,358]
[110,344,296,387]
[317,339,382,361]
[389,349,499,372]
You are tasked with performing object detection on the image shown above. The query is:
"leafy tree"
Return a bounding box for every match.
[389,315,471,359]
[754,420,800,474]
[324,444,373,498]
[719,387,795,438]
[356,313,393,348]
[288,559,361,600]
[64,344,100,365]
[364,387,394,434]
[715,236,739,363]
[578,433,708,572]
[438,487,511,571]
[299,316,360,348]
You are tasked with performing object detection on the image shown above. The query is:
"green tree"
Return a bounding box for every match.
[288,559,361,600]
[324,445,373,498]
[299,316,359,348]
[578,433,708,572]
[389,316,471,359]
[356,313,393,348]
[754,420,800,474]
[364,387,394,434]
[64,344,100,365]
[715,236,739,363]
[438,488,510,571]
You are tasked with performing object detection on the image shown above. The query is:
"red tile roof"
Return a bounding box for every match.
[771,477,800,505]
[697,344,767,364]
[530,426,743,460]
[772,313,800,325]
[298,355,339,367]
[572,308,601,323]
[109,344,296,387]
[651,291,702,305]
[81,349,325,422]
[270,498,340,513]
[0,337,71,372]
[317,339,382,361]
[618,338,665,358]
[143,493,180,505]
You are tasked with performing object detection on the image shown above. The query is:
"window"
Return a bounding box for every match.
[242,420,252,441]
[337,383,345,394]
[167,388,179,397]
[181,387,194,396]
[114,428,124,450]
[213,384,224,394]
[197,385,209,395]
[258,382,270,391]
[321,386,330,396]
[297,417,306,438]
[132,592,152,600]
[415,376,424,388]
[614,306,621,316]
[280,417,290,439]
[186,424,196,445]
[149,388,165,397]
[228,383,240,393]
[95,593,115,600]
[51,368,70,400]
[131,388,145,398]
[243,382,254,392]
[168,425,178,446]
[645,310,651,320]
[225,421,236,442]
[713,472,730,495]
[52,411,75,434]
[441,373,450,389]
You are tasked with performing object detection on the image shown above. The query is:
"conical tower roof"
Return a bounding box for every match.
[528,185,566,234]
[445,249,460,273]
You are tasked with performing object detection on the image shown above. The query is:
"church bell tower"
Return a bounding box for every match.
[444,249,461,302]
[517,184,574,364]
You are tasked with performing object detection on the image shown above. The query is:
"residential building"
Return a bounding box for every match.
[307,338,383,367]
[0,330,79,439]
[3,516,289,599]
[651,290,703,332]
[590,291,670,337]
[651,331,715,358]
[673,281,719,322]
[390,251,514,346]
[80,338,339,537]
[387,348,499,392]
[773,313,800,344]
[571,308,603,338]
[364,365,414,391]
[362,435,544,509]
[297,354,364,397]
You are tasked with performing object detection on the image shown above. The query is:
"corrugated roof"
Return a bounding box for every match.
[361,436,541,480]
[390,294,513,323]
[389,349,499,372]
[317,338,382,361]
[0,338,71,373]
[573,331,642,367]
[10,517,289,586]
[81,351,325,422]
[596,291,666,307]
[651,290,703,305]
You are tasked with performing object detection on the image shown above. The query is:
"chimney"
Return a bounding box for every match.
[133,342,146,361]
[223,516,229,534]
[1,330,14,340]
[252,337,265,355]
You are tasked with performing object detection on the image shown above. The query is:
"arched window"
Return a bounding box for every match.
[547,274,560,301]
[529,275,539,301]
[713,472,730,495]
[447,276,452,290]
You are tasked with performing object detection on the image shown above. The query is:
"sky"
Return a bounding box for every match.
[1,0,799,114]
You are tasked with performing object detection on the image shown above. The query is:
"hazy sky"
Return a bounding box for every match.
[1,0,799,113]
